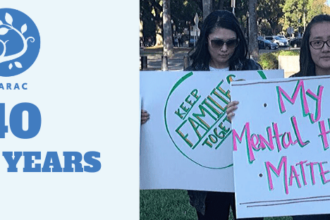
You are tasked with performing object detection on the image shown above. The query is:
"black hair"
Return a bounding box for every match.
[299,14,330,76]
[188,10,248,70]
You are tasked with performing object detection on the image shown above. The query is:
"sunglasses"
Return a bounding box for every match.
[210,39,238,49]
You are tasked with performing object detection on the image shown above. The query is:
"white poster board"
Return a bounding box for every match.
[140,70,283,192]
[231,76,330,218]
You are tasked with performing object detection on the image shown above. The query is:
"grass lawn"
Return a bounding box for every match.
[140,190,293,220]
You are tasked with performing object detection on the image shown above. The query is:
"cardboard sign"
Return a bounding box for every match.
[231,76,330,218]
[140,70,283,192]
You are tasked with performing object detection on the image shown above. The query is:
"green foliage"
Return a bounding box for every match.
[259,20,273,36]
[140,0,203,40]
[257,0,285,35]
[140,0,163,39]
[278,50,300,56]
[259,53,279,69]
[140,0,330,46]
[259,50,300,70]
[283,0,304,31]
[306,0,328,21]
[171,0,202,33]
[282,0,329,34]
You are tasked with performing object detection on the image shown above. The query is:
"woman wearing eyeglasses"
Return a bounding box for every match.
[290,14,330,220]
[226,14,330,220]
[293,15,330,78]
[185,10,262,220]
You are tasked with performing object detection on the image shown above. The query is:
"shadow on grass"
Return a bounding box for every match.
[140,190,293,220]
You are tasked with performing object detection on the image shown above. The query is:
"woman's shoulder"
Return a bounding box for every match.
[241,59,262,71]
[185,65,194,71]
[290,71,303,78]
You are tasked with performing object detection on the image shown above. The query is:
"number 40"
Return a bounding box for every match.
[0,103,41,139]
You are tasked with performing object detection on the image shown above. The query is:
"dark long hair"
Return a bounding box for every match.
[189,10,248,70]
[299,14,330,76]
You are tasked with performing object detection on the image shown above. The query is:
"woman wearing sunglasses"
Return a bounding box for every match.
[186,10,262,220]
[227,14,330,220]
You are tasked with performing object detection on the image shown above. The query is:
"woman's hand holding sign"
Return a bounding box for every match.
[226,101,239,122]
[141,110,150,125]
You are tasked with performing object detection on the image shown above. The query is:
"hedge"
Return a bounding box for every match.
[258,50,300,70]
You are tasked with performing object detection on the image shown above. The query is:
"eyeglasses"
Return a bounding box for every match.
[309,40,330,49]
[209,38,238,49]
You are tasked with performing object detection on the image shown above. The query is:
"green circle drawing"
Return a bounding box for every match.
[164,72,233,169]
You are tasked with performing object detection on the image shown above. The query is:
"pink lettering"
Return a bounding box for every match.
[306,162,318,185]
[306,86,323,123]
[318,162,330,184]
[296,160,308,185]
[289,165,301,187]
[232,122,255,163]
[265,156,289,194]
[291,116,310,147]
[272,123,283,152]
[258,127,275,151]
[277,80,309,115]
[318,119,330,150]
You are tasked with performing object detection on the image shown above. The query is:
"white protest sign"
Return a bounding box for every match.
[140,70,283,192]
[231,76,330,218]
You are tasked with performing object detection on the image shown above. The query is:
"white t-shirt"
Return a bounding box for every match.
[209,66,230,71]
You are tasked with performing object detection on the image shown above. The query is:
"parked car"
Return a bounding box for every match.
[265,36,289,47]
[290,37,302,48]
[257,36,264,41]
[277,35,288,40]
[258,38,279,50]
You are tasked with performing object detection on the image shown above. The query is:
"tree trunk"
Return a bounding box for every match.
[163,0,173,57]
[203,0,213,21]
[219,0,225,10]
[215,0,225,10]
[248,0,259,60]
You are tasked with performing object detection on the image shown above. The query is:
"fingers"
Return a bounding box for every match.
[226,101,239,114]
[141,110,150,125]
[226,101,239,123]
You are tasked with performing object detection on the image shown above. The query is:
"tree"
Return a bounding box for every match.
[213,0,227,10]
[140,0,163,45]
[140,0,202,46]
[203,0,213,21]
[283,0,308,34]
[323,2,330,14]
[163,0,174,57]
[248,0,259,60]
[257,0,285,35]
[307,0,329,21]
[283,0,329,35]
[170,0,202,36]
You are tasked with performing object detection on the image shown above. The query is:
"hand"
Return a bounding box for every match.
[141,110,150,125]
[226,101,239,123]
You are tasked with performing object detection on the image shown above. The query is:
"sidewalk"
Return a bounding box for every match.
[140,46,191,71]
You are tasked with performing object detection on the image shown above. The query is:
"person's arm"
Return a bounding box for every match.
[141,110,150,125]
